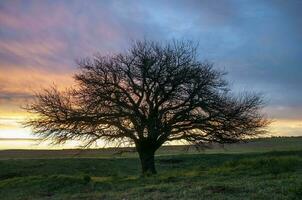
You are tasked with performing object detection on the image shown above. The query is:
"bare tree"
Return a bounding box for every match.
[24,40,269,174]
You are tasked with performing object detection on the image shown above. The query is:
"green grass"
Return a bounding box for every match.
[1,137,302,199]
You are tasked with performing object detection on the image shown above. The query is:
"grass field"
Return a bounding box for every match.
[0,137,302,199]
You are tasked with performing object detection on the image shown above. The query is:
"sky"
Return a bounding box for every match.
[0,0,302,149]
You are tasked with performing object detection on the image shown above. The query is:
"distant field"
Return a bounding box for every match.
[1,136,302,159]
[0,137,302,199]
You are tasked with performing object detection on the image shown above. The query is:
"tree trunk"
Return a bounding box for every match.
[138,149,156,175]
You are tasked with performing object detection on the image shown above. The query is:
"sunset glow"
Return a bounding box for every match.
[1,0,301,149]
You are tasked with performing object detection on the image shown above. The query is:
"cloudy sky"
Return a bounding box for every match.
[0,0,301,147]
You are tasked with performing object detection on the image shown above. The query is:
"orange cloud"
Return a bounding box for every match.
[0,67,74,95]
[0,66,75,129]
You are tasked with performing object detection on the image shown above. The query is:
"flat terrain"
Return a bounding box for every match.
[0,137,302,199]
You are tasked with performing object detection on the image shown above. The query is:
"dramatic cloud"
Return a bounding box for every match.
[0,0,301,140]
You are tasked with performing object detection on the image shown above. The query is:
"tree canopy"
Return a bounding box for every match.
[24,40,269,174]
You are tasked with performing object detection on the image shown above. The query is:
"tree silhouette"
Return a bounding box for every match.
[24,40,269,174]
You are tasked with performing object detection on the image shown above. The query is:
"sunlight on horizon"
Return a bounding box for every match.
[0,116,301,150]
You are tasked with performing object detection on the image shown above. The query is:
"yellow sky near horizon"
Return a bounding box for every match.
[0,111,301,149]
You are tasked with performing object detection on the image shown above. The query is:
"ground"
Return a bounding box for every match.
[0,137,302,199]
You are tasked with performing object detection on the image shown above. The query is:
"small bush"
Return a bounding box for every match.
[82,174,91,183]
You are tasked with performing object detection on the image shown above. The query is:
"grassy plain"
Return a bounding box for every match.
[0,137,302,199]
